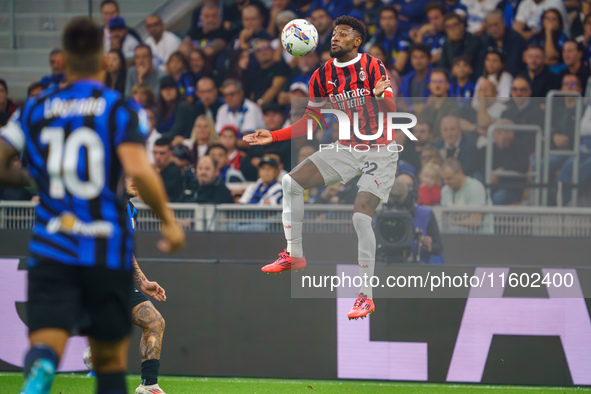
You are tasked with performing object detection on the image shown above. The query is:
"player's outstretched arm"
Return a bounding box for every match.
[132,254,166,302]
[243,129,273,145]
[117,143,185,253]
[0,139,34,188]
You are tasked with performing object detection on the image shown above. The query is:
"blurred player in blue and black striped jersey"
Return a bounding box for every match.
[0,16,185,394]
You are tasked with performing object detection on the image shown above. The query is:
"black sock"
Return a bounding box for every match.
[24,345,58,377]
[96,372,127,394]
[141,359,160,386]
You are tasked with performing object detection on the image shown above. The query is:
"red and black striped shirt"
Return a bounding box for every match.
[272,53,397,147]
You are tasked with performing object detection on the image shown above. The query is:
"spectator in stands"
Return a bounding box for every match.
[308,0,352,21]
[421,69,459,139]
[519,44,561,97]
[495,0,522,27]
[0,156,35,201]
[421,145,444,169]
[145,14,182,70]
[194,76,224,120]
[233,4,270,50]
[390,0,434,33]
[560,40,590,92]
[263,102,289,131]
[166,51,194,102]
[440,157,489,231]
[363,6,411,75]
[263,149,288,180]
[27,82,44,100]
[557,102,591,205]
[502,76,543,126]
[400,120,436,173]
[475,47,513,99]
[478,119,530,205]
[387,175,444,263]
[105,49,126,94]
[219,124,247,179]
[483,10,528,76]
[311,8,334,54]
[215,79,264,139]
[417,162,442,205]
[40,49,65,88]
[546,74,583,174]
[529,8,568,66]
[472,78,508,147]
[399,44,432,111]
[187,115,218,160]
[449,56,476,103]
[267,0,300,38]
[183,155,234,204]
[244,38,290,105]
[207,143,231,181]
[462,0,501,36]
[278,82,310,110]
[0,80,19,127]
[187,48,211,89]
[412,2,446,64]
[367,45,400,96]
[109,17,140,63]
[144,107,161,165]
[353,0,381,36]
[289,50,320,86]
[575,14,591,61]
[513,0,568,41]
[125,44,167,97]
[240,157,284,205]
[171,144,193,173]
[183,2,229,61]
[130,83,156,109]
[157,76,196,139]
[100,0,119,52]
[437,115,479,175]
[439,13,482,74]
[152,136,184,202]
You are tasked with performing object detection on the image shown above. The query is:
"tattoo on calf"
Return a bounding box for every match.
[131,301,165,361]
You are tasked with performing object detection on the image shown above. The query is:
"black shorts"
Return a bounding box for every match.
[27,260,133,341]
[131,287,149,308]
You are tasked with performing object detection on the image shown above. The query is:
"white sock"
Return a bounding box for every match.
[352,212,376,299]
[282,175,305,258]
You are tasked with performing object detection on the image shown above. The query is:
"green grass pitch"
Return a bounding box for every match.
[1,373,591,393]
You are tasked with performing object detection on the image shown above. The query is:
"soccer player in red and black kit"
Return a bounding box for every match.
[244,16,399,320]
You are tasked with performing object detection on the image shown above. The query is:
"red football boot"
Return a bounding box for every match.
[261,249,307,273]
[347,293,375,320]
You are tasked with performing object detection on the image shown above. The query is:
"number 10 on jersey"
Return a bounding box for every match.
[41,127,105,200]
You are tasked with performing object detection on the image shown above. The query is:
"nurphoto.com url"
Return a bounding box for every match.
[301,271,575,293]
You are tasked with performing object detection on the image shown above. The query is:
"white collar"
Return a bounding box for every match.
[333,54,361,68]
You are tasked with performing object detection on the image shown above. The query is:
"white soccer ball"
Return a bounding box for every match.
[83,346,93,371]
[281,19,318,57]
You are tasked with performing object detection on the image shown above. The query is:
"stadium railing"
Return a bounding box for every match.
[3,201,591,237]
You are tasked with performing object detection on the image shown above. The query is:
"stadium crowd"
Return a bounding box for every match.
[2,0,591,207]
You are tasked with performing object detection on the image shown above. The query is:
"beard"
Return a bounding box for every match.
[329,47,349,58]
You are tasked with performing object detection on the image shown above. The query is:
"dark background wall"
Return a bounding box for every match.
[1,230,590,385]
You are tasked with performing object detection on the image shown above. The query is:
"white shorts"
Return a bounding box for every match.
[304,142,399,203]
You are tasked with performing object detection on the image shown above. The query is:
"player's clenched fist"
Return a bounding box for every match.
[158,219,186,253]
[375,75,391,97]
[243,129,273,146]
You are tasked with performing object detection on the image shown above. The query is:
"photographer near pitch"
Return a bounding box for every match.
[376,172,444,264]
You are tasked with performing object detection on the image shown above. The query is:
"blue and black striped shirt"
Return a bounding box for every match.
[0,80,149,270]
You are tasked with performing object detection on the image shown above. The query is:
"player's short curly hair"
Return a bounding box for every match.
[334,15,367,47]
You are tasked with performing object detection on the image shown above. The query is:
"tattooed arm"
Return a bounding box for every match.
[133,255,167,302]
